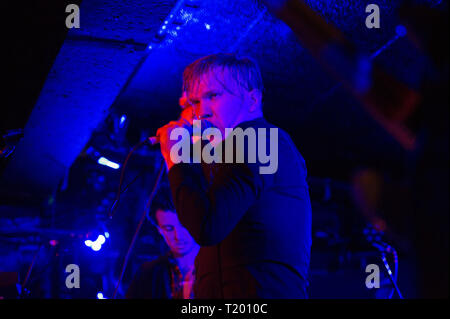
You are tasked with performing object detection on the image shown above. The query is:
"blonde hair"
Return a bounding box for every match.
[182,53,264,96]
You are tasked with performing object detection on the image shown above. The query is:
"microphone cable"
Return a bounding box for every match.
[108,139,149,220]
[106,137,165,298]
[20,243,43,298]
[371,240,403,299]
[112,158,165,299]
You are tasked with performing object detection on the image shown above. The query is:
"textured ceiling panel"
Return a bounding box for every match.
[72,0,178,43]
[1,0,176,197]
[2,41,144,195]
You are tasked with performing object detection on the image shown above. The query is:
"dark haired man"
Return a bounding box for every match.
[126,186,199,299]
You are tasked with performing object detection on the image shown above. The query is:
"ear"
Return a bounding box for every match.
[248,89,262,113]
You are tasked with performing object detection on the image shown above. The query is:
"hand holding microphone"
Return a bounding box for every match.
[149,91,215,170]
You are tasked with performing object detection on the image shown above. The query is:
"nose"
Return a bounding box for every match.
[173,228,180,241]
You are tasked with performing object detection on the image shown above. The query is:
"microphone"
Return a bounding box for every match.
[147,136,159,145]
[147,117,214,146]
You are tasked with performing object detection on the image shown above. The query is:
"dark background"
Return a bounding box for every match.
[1,0,447,299]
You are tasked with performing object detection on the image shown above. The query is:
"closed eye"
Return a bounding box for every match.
[206,92,221,100]
[189,99,200,106]
[162,226,174,232]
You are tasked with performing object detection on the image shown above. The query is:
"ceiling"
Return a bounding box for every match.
[1,0,445,199]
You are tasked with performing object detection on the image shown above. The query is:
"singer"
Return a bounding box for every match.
[156,53,312,298]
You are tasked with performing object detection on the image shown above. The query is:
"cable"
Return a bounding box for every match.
[371,239,403,299]
[108,139,148,219]
[386,244,399,299]
[116,168,149,199]
[20,243,43,298]
[365,225,403,299]
[380,251,403,299]
[112,159,166,299]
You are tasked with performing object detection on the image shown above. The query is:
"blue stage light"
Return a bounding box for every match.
[97,235,106,245]
[91,241,102,251]
[396,25,407,37]
[119,115,127,128]
[104,231,110,238]
[97,157,120,169]
[85,233,107,251]
[97,292,106,299]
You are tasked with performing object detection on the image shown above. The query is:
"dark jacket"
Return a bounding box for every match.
[168,117,312,298]
[126,254,172,299]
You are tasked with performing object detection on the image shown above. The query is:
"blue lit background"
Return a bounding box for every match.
[1,0,447,299]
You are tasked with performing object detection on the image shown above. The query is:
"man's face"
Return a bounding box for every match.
[186,68,249,134]
[156,209,197,257]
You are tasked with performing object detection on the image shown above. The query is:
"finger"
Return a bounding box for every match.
[156,122,180,139]
[178,118,192,127]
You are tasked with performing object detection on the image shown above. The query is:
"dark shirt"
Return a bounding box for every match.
[168,117,312,298]
[126,253,195,299]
